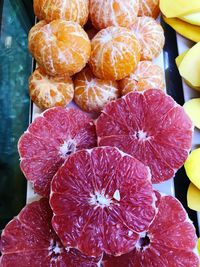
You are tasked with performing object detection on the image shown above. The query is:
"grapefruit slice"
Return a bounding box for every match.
[103,191,199,267]
[0,198,101,267]
[18,107,96,197]
[96,89,193,184]
[50,146,156,257]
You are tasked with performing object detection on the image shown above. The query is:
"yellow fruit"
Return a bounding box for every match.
[198,238,200,255]
[176,49,200,90]
[180,12,200,26]
[184,99,200,129]
[187,183,200,211]
[163,16,200,43]
[179,42,200,88]
[160,0,200,18]
[184,148,200,190]
[175,49,189,67]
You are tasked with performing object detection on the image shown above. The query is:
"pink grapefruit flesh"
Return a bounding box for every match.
[0,198,101,267]
[96,89,193,183]
[103,191,199,267]
[50,146,156,257]
[18,107,97,197]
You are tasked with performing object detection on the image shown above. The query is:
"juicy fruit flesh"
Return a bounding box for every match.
[0,198,101,267]
[103,192,199,267]
[96,89,193,184]
[119,61,165,95]
[29,67,74,110]
[34,0,89,26]
[50,146,156,257]
[18,107,96,197]
[74,66,119,112]
[89,26,141,80]
[89,0,139,30]
[28,20,91,77]
[129,17,165,61]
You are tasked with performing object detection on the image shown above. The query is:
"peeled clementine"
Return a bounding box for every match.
[89,26,140,80]
[89,0,139,30]
[130,16,165,60]
[28,20,91,77]
[34,0,89,26]
[74,66,119,112]
[119,61,165,95]
[29,67,74,110]
[138,0,160,18]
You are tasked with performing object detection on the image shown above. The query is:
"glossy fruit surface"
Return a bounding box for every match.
[50,146,156,257]
[18,107,96,197]
[29,67,74,110]
[28,20,91,77]
[96,89,193,183]
[89,26,140,80]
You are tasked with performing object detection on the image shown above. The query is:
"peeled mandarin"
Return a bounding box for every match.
[29,67,74,110]
[184,148,200,190]
[74,66,119,112]
[89,26,140,80]
[130,16,165,61]
[119,61,165,95]
[187,183,200,211]
[28,20,91,77]
[138,0,160,18]
[34,0,89,26]
[184,99,200,130]
[89,0,139,30]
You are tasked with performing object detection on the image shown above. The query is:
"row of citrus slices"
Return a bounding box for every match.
[0,0,199,266]
[0,90,199,266]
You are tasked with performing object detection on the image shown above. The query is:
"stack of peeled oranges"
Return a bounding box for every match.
[28,0,165,112]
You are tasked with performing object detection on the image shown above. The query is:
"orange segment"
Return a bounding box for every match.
[34,0,89,26]
[89,26,140,80]
[130,16,165,60]
[28,20,91,77]
[138,0,160,18]
[29,67,74,110]
[119,61,165,95]
[89,0,139,30]
[74,66,119,112]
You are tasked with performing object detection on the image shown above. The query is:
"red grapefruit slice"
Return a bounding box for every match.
[18,107,96,197]
[50,146,156,257]
[96,89,193,183]
[0,198,101,267]
[103,191,199,267]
